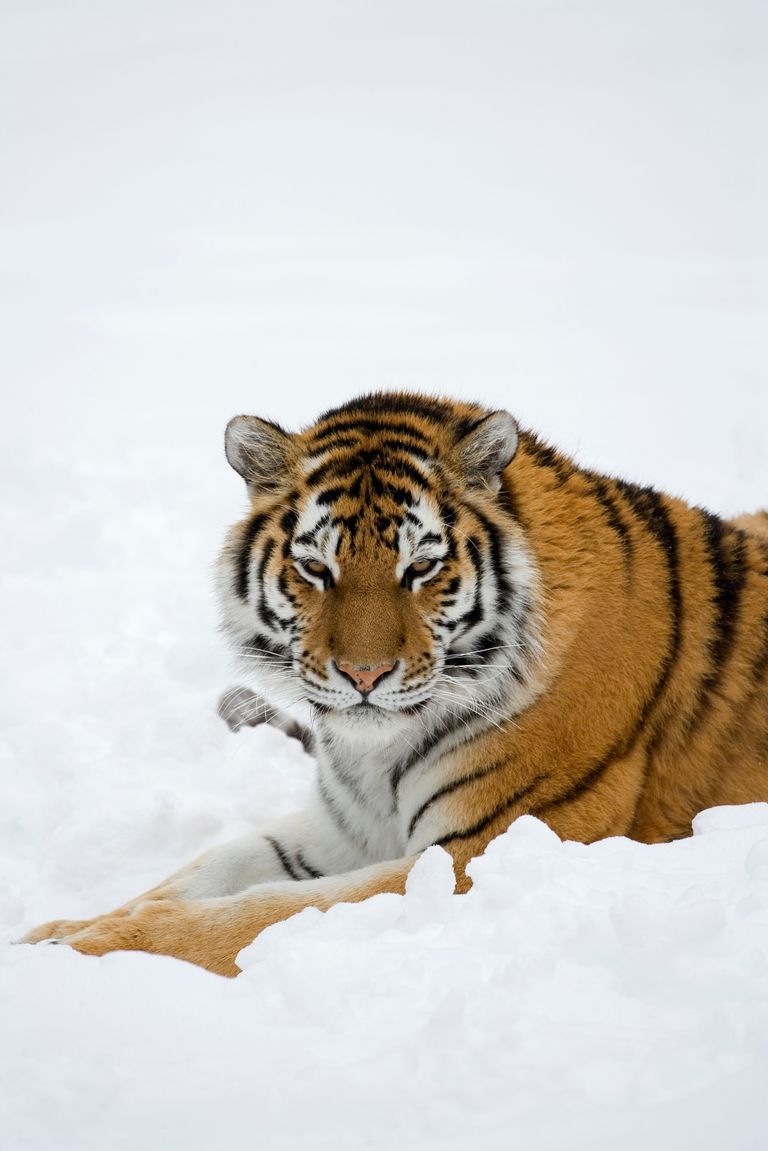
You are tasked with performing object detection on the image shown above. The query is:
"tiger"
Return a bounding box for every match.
[22,392,768,976]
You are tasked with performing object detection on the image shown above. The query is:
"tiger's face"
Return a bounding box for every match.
[218,394,541,738]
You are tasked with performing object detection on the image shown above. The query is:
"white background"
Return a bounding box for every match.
[2,0,767,504]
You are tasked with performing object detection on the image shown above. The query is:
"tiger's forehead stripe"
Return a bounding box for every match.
[297,416,441,529]
[305,425,435,455]
[305,405,473,451]
[305,417,434,448]
[301,449,432,490]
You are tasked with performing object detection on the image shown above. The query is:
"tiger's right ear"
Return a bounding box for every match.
[225,415,295,493]
[451,410,519,491]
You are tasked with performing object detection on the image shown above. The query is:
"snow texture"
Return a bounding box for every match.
[1,1,767,1148]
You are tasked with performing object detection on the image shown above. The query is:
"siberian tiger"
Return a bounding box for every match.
[23,393,768,976]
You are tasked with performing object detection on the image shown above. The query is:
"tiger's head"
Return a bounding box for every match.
[218,393,541,740]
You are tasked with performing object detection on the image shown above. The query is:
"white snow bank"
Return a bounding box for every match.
[4,809,768,1150]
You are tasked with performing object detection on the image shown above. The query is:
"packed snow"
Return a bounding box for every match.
[2,1,767,1148]
[5,811,768,1150]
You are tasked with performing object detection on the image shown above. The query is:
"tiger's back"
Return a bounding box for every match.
[500,435,768,847]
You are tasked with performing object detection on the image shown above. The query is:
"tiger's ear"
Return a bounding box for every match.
[452,411,519,490]
[225,415,295,493]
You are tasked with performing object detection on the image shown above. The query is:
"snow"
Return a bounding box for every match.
[1,0,768,1147]
[4,815,768,1149]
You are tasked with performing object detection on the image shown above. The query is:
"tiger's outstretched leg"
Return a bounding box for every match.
[32,857,420,977]
[21,739,647,974]
[19,799,365,951]
[217,686,315,752]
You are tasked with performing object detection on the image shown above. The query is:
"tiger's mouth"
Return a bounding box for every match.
[303,679,436,719]
[309,695,430,717]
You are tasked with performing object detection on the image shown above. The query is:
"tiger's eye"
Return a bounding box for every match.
[403,558,439,588]
[303,559,329,576]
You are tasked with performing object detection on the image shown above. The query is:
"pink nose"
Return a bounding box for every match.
[335,662,395,694]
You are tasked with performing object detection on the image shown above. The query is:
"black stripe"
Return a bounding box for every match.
[244,631,290,662]
[308,439,432,476]
[306,436,363,456]
[375,514,399,540]
[468,504,511,614]
[320,394,453,424]
[530,487,684,818]
[280,511,298,531]
[370,475,415,506]
[436,503,458,561]
[613,484,683,743]
[304,455,369,488]
[332,514,361,544]
[385,458,432,489]
[295,849,324,879]
[345,475,363,501]
[306,450,431,489]
[265,836,301,881]
[308,418,432,446]
[453,414,490,439]
[444,629,502,669]
[434,775,546,847]
[255,538,276,629]
[614,482,672,551]
[294,516,330,546]
[534,756,614,815]
[588,474,633,561]
[439,501,457,527]
[407,758,510,840]
[256,548,294,632]
[375,439,433,461]
[304,459,348,487]
[277,570,298,608]
[521,434,573,485]
[454,537,484,633]
[316,486,351,506]
[391,711,472,795]
[318,776,363,847]
[497,479,523,525]
[691,512,749,725]
[235,513,269,600]
[326,757,369,808]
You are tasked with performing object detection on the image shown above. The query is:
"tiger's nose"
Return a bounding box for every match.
[334,661,396,694]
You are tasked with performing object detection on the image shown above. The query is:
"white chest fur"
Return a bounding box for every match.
[315,729,410,861]
[313,706,498,865]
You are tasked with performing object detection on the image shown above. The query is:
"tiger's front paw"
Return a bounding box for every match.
[19,917,100,944]
[217,686,270,732]
[54,900,240,977]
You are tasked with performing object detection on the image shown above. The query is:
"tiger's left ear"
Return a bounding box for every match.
[452,411,519,490]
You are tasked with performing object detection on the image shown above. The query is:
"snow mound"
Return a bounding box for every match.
[4,809,768,1151]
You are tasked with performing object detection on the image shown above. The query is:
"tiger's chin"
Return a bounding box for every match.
[313,698,428,736]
